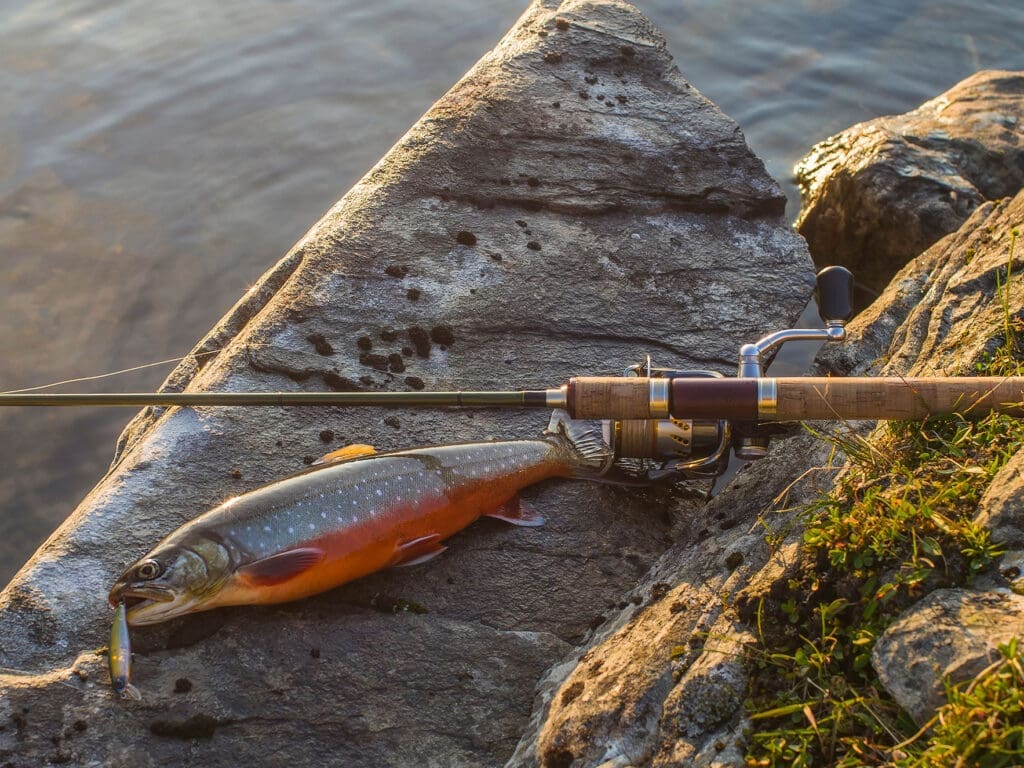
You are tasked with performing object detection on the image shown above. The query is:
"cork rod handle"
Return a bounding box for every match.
[771,377,1024,421]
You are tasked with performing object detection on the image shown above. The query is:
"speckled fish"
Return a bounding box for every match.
[108,601,141,699]
[109,413,610,626]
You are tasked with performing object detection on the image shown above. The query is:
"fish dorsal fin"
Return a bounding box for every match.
[316,443,377,465]
[237,547,325,586]
[484,496,544,527]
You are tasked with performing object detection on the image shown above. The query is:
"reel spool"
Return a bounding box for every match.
[602,363,731,480]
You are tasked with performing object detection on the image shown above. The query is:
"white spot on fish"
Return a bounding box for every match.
[264,525,272,532]
[288,526,295,534]
[376,489,383,497]
[309,523,315,530]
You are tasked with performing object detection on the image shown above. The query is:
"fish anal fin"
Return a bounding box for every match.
[315,443,377,465]
[392,534,446,568]
[484,497,544,527]
[238,547,325,587]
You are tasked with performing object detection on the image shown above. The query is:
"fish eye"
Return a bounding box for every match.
[135,559,162,580]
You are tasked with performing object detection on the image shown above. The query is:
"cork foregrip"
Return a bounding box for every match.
[567,377,653,419]
[771,377,1024,421]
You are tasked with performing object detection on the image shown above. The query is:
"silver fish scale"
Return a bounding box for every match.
[194,440,558,559]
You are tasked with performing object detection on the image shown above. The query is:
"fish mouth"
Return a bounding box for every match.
[109,585,176,611]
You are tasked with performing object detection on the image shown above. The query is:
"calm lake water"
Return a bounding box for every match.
[2,0,1023,586]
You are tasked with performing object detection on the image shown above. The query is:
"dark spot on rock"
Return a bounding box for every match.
[538,30,547,37]
[719,517,737,530]
[358,376,374,386]
[384,416,400,429]
[523,200,542,212]
[527,176,540,188]
[319,429,334,443]
[524,229,532,235]
[369,593,429,614]
[630,594,643,605]
[388,353,405,373]
[616,94,628,103]
[544,747,576,768]
[515,220,527,228]
[310,647,321,659]
[359,352,389,371]
[725,551,744,570]
[527,241,542,251]
[275,440,283,447]
[584,74,598,85]
[401,346,413,357]
[430,325,455,346]
[588,614,604,630]
[73,720,87,733]
[230,468,242,480]
[650,582,671,602]
[384,264,408,278]
[560,681,585,705]
[406,287,421,301]
[381,330,400,344]
[150,714,219,740]
[405,376,425,390]
[544,52,562,64]
[322,373,362,392]
[455,231,477,246]
[578,90,589,99]
[306,333,333,356]
[620,45,635,58]
[555,16,569,30]
[302,456,316,465]
[356,335,373,351]
[174,678,193,694]
[597,94,605,101]
[489,252,503,261]
[408,327,431,357]
[551,101,560,108]
[500,177,511,186]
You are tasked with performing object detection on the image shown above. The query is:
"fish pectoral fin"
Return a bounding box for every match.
[484,497,544,527]
[237,547,325,586]
[314,443,378,466]
[392,534,447,568]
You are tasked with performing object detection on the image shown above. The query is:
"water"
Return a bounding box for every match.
[1,0,1022,587]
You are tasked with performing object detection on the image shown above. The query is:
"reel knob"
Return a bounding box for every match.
[815,266,854,325]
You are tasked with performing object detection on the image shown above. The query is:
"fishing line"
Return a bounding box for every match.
[0,349,223,395]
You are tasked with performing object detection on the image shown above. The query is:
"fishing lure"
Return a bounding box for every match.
[108,601,141,700]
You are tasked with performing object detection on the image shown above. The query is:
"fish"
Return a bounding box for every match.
[108,412,611,626]
[108,601,141,699]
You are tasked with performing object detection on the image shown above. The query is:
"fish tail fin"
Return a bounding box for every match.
[543,410,615,479]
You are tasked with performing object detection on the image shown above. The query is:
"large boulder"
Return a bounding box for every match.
[795,70,1024,297]
[0,2,812,766]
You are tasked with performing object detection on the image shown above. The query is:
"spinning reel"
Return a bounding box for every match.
[602,266,854,481]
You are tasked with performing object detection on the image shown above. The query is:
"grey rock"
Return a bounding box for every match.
[817,190,1024,380]
[976,448,1024,550]
[0,1,812,766]
[872,588,1024,725]
[795,70,1024,295]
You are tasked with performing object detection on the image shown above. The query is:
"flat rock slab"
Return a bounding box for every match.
[795,70,1024,296]
[872,588,1024,725]
[0,1,812,766]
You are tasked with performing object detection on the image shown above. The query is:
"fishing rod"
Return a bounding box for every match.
[3,267,1023,480]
